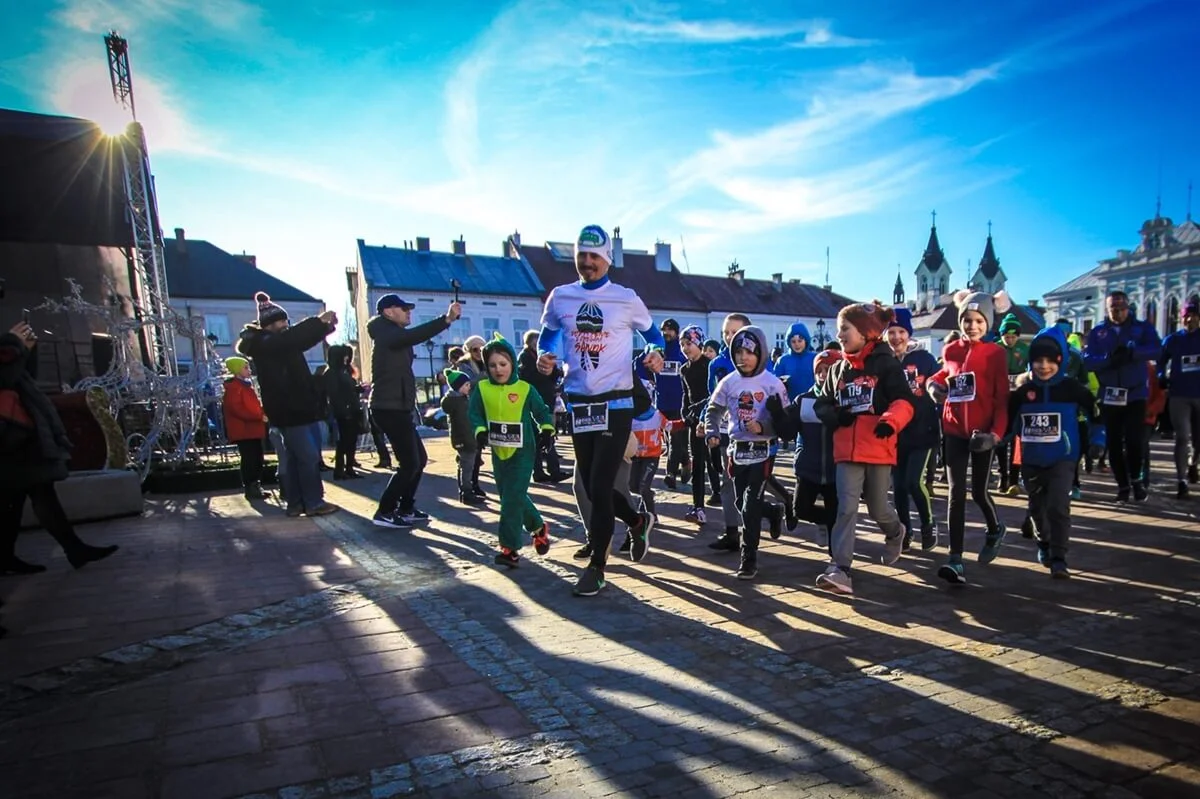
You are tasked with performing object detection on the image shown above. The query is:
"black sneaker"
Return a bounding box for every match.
[572,544,593,560]
[1050,559,1071,579]
[1020,516,1036,539]
[736,561,758,581]
[460,492,485,506]
[572,566,605,597]
[1116,487,1131,504]
[1178,481,1189,500]
[372,511,412,529]
[472,486,487,499]
[706,493,722,508]
[407,508,431,520]
[494,549,520,568]
[680,467,692,485]
[630,512,654,562]
[617,536,632,554]
[664,474,677,490]
[784,502,798,533]
[768,508,782,540]
[1133,484,1148,503]
[708,530,739,552]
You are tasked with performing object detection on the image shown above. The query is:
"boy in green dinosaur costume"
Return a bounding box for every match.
[468,334,555,567]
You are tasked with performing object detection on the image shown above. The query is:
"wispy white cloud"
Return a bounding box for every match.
[55,0,264,36]
[600,14,872,47]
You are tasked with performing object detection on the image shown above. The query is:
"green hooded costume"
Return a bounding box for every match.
[468,334,556,552]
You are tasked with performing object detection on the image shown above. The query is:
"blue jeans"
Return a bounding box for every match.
[280,423,325,510]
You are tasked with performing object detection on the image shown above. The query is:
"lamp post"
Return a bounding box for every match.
[815,318,827,349]
[424,339,436,405]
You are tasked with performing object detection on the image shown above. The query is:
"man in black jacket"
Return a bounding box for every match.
[237,291,339,517]
[368,293,461,527]
[518,329,568,483]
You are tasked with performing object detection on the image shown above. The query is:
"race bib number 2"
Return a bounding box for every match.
[571,403,609,433]
[732,439,770,465]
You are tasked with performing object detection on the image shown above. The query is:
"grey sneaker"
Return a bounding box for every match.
[815,563,853,595]
[882,534,903,566]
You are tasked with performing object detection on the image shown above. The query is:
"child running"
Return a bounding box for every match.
[788,349,842,550]
[705,326,792,579]
[442,369,484,506]
[1009,326,1095,577]
[813,302,914,596]
[468,335,554,568]
[928,290,1011,585]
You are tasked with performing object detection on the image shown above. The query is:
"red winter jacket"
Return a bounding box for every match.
[813,340,915,465]
[930,339,1009,440]
[222,377,267,443]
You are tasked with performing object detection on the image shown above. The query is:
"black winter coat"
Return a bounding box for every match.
[323,345,360,419]
[367,315,451,411]
[0,334,71,489]
[236,317,332,427]
[518,346,561,407]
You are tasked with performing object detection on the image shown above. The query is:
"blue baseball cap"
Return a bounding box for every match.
[376,294,416,314]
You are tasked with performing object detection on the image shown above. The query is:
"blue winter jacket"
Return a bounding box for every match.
[655,338,685,415]
[789,387,836,486]
[1160,328,1200,399]
[708,347,736,394]
[1083,315,1160,401]
[896,344,940,451]
[1009,326,1095,467]
[772,323,816,401]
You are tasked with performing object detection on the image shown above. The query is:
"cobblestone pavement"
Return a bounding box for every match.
[1,436,1198,798]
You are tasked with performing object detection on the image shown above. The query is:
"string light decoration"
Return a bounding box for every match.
[38,278,224,480]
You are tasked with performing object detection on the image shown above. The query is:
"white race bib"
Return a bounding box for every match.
[571,403,609,433]
[1021,412,1062,444]
[1102,387,1129,407]
[732,439,770,465]
[838,383,875,414]
[1008,374,1021,391]
[948,372,977,403]
[488,421,524,448]
[1182,355,1200,374]
[660,360,681,377]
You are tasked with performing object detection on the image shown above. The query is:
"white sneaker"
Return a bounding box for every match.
[816,564,854,595]
[882,534,903,566]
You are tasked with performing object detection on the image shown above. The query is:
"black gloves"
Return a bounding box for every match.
[1110,342,1134,366]
[837,407,856,427]
[537,430,554,449]
[969,430,996,453]
[475,431,488,450]
[873,421,895,439]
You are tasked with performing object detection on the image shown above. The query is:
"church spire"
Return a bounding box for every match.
[921,210,947,272]
[978,220,1001,279]
[893,266,905,305]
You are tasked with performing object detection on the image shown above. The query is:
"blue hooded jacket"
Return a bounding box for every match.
[772,322,816,400]
[654,336,685,414]
[1009,326,1096,467]
[1083,311,1159,401]
[1160,327,1200,399]
[708,347,736,394]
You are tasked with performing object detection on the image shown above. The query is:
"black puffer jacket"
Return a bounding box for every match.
[367,315,451,411]
[323,345,360,419]
[0,334,71,489]
[518,345,561,406]
[236,317,332,427]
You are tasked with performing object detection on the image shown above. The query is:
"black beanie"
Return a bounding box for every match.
[1028,336,1062,364]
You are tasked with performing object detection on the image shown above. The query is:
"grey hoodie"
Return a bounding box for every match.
[704,326,790,448]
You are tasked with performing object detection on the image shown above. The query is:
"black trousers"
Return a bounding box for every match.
[369,415,391,465]
[1100,400,1147,491]
[373,408,428,515]
[689,431,722,508]
[533,436,562,479]
[994,439,1020,488]
[574,409,636,574]
[733,459,771,563]
[945,434,1000,556]
[235,438,265,487]
[664,412,688,478]
[333,415,360,472]
[1023,461,1074,562]
[1,483,85,561]
[793,478,837,556]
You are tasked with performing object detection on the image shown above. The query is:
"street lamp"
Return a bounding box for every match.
[815,318,827,349]
[424,339,436,404]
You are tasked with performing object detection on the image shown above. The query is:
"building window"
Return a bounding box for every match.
[776,331,786,350]
[512,319,530,342]
[203,314,232,345]
[483,317,501,339]
[919,277,927,293]
[451,317,471,340]
[1082,319,1094,334]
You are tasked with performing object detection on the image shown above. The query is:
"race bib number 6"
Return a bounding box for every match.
[488,421,524,448]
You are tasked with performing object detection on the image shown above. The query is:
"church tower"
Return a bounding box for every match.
[914,211,952,312]
[893,266,905,305]
[969,221,1007,294]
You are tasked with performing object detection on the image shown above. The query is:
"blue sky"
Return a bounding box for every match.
[2,0,1198,314]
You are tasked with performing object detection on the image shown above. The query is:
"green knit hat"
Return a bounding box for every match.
[999,313,1022,335]
[444,369,471,392]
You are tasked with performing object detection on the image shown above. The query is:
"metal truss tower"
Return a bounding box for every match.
[104,31,177,376]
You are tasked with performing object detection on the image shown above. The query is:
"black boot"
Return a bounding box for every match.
[708,527,740,551]
[67,545,119,570]
[244,482,270,500]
